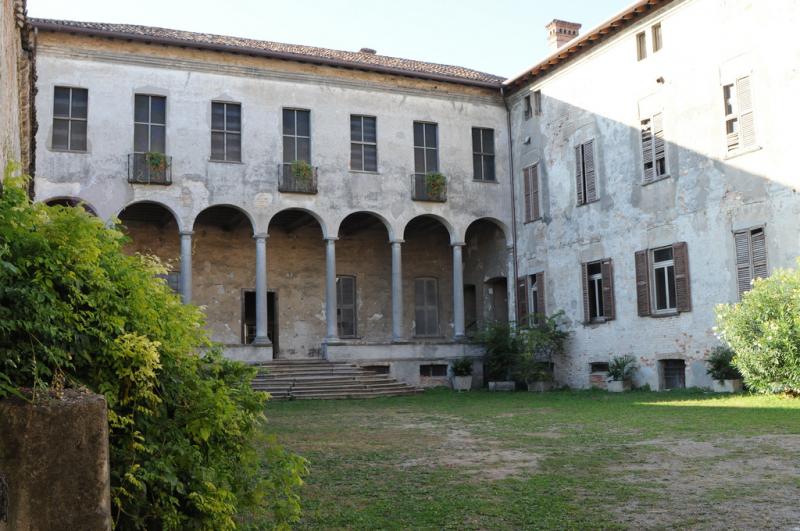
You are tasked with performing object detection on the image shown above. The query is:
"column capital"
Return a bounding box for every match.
[451,241,466,248]
[506,244,515,252]
[180,230,194,237]
[253,232,269,241]
[390,239,405,245]
[325,236,339,242]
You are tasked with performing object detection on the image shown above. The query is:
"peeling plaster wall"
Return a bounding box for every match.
[509,0,800,389]
[0,0,27,175]
[463,221,509,329]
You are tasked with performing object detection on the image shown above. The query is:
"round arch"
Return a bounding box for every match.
[266,207,328,239]
[334,210,395,241]
[117,200,182,231]
[43,196,98,217]
[401,214,458,244]
[192,203,256,234]
[462,217,512,247]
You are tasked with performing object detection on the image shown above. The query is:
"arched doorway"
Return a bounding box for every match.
[464,218,511,333]
[118,201,181,292]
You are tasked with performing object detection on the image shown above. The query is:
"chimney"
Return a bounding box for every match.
[359,47,377,55]
[545,20,581,52]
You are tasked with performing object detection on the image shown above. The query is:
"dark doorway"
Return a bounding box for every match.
[464,284,477,336]
[242,290,277,352]
[661,359,686,390]
[486,278,508,323]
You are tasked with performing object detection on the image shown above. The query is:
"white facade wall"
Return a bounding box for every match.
[509,0,800,389]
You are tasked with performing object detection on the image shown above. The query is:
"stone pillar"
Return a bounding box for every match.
[253,233,271,345]
[180,230,193,304]
[324,237,340,342]
[391,239,404,342]
[452,242,466,340]
[507,245,516,323]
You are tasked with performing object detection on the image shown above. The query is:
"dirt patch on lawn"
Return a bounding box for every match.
[608,434,800,529]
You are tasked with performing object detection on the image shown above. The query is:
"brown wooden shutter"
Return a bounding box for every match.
[635,250,651,316]
[652,113,665,176]
[584,140,597,202]
[516,277,528,324]
[750,228,767,280]
[734,230,752,299]
[601,259,615,320]
[672,242,691,312]
[581,262,590,323]
[737,76,755,148]
[641,119,654,184]
[575,145,585,205]
[535,271,546,317]
[523,166,532,222]
[531,164,541,220]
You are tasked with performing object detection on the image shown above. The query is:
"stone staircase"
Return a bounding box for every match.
[252,359,422,400]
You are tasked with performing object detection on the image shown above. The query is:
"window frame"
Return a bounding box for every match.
[52,86,89,152]
[640,113,668,184]
[636,31,647,61]
[533,90,542,116]
[523,95,532,120]
[523,163,541,222]
[412,121,439,177]
[210,101,242,163]
[336,275,357,338]
[575,139,598,205]
[133,94,167,154]
[650,246,677,314]
[471,127,496,182]
[587,261,605,322]
[282,107,311,165]
[414,276,440,337]
[350,114,378,173]
[734,225,767,299]
[651,23,663,53]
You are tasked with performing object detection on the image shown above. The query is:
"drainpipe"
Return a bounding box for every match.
[502,87,519,323]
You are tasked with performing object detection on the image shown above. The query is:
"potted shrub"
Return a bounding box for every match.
[607,355,636,392]
[424,172,446,199]
[290,159,314,186]
[517,360,553,392]
[475,321,521,391]
[707,346,743,393]
[451,357,473,391]
[514,312,567,392]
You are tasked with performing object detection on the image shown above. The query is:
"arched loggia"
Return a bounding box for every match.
[44,196,98,216]
[464,218,514,334]
[118,201,181,292]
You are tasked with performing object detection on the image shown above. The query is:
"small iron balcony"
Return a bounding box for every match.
[411,173,447,202]
[279,162,318,194]
[128,153,172,185]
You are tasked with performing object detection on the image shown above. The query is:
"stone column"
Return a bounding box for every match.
[180,230,193,304]
[325,237,340,342]
[391,239,404,342]
[507,245,516,323]
[452,242,466,340]
[253,233,271,345]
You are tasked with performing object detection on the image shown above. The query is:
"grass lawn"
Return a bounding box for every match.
[265,389,800,530]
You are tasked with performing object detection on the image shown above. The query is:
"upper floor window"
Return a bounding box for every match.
[523,163,541,222]
[516,272,545,325]
[636,32,647,61]
[523,95,532,120]
[723,76,755,153]
[52,86,87,151]
[581,259,615,323]
[641,113,667,184]
[575,139,598,205]
[734,227,767,299]
[134,94,166,154]
[472,127,495,181]
[635,242,691,316]
[211,102,241,162]
[413,121,438,175]
[350,115,377,172]
[282,108,310,164]
[652,23,663,52]
[533,90,542,116]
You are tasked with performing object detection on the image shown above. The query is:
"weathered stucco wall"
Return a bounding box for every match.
[510,0,800,389]
[0,0,31,176]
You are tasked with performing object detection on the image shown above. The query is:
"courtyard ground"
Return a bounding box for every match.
[265,389,800,530]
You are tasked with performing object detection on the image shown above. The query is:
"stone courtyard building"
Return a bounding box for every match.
[29,0,800,389]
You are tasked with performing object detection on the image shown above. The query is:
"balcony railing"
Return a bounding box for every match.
[128,153,172,185]
[411,173,447,202]
[279,163,318,194]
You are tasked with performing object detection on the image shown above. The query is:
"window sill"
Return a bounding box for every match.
[472,179,499,184]
[649,311,680,318]
[641,174,671,187]
[349,169,380,175]
[523,217,543,225]
[724,145,762,160]
[576,199,600,207]
[209,159,244,164]
[50,148,88,154]
[583,318,612,327]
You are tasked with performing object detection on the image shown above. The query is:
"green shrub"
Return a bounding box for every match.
[607,355,636,382]
[716,266,800,394]
[451,357,473,377]
[513,312,567,384]
[474,321,523,381]
[706,346,742,383]
[0,169,307,529]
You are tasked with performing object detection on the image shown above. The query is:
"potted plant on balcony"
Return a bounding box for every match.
[706,346,743,393]
[291,159,314,188]
[145,151,167,173]
[451,357,473,391]
[607,355,636,392]
[425,172,446,199]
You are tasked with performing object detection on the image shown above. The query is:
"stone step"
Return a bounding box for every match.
[292,389,421,400]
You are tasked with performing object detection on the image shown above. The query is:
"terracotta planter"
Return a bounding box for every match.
[452,375,472,391]
[712,379,743,393]
[488,381,515,391]
[527,381,553,392]
[607,379,631,393]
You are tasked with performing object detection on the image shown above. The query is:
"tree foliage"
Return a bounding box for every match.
[0,169,307,529]
[716,266,800,395]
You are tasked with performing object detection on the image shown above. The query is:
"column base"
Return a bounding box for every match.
[391,337,409,344]
[323,336,344,345]
[252,336,272,346]
[453,334,468,343]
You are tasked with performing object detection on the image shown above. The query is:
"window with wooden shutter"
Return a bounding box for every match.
[523,95,532,119]
[672,242,691,312]
[532,271,546,318]
[583,260,613,323]
[635,250,651,316]
[601,260,615,320]
[523,164,540,221]
[517,276,528,324]
[414,277,439,337]
[575,140,597,205]
[337,275,357,338]
[533,90,542,116]
[723,76,756,153]
[734,227,767,299]
[641,113,667,184]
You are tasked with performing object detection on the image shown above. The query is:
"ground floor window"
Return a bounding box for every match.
[419,364,447,377]
[414,277,439,336]
[336,275,357,338]
[661,359,686,390]
[362,364,390,375]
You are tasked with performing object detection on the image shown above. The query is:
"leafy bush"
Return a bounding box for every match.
[451,357,473,377]
[474,321,524,381]
[513,312,567,384]
[716,266,800,394]
[607,355,637,381]
[0,170,307,529]
[706,346,742,383]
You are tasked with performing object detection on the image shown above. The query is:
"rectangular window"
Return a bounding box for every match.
[52,86,88,151]
[528,272,545,319]
[734,227,767,299]
[350,115,377,172]
[414,277,439,337]
[523,95,532,119]
[336,275,357,338]
[419,364,447,377]
[413,121,438,176]
[636,32,647,61]
[134,94,166,153]
[652,23,662,52]
[472,127,495,181]
[575,139,597,205]
[590,362,610,373]
[523,163,541,221]
[661,359,686,389]
[722,76,755,153]
[282,108,311,176]
[211,102,241,162]
[652,246,676,312]
[533,90,542,116]
[641,113,667,183]
[242,290,256,345]
[582,259,614,323]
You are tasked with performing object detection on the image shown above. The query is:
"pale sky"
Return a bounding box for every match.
[27,0,632,78]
